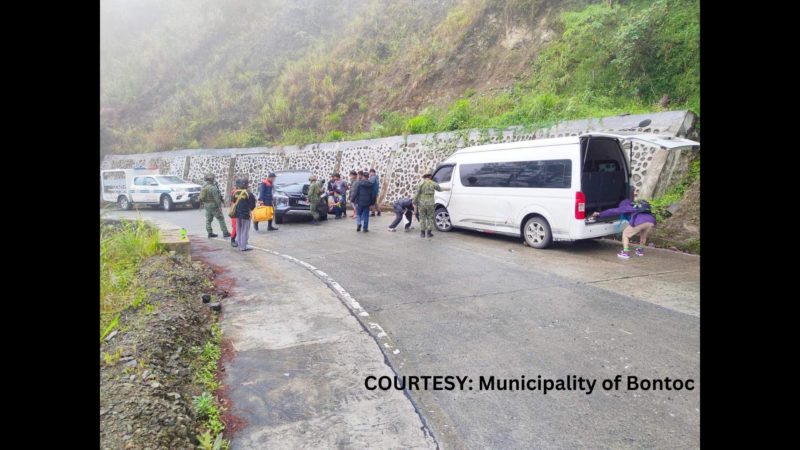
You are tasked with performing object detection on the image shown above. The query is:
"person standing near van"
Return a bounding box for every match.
[387,197,415,232]
[256,172,279,231]
[231,178,257,251]
[591,189,656,259]
[413,173,449,238]
[199,173,231,239]
[308,174,322,225]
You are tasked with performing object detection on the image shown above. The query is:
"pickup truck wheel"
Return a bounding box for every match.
[161,195,174,211]
[118,195,132,210]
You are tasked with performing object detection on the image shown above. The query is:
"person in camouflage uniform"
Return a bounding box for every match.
[199,173,230,238]
[413,173,449,238]
[308,174,322,225]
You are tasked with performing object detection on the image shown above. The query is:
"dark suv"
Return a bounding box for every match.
[272,170,328,224]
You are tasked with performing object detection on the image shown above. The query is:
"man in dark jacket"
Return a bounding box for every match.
[348,170,359,218]
[591,189,656,259]
[256,173,279,231]
[368,169,381,217]
[351,171,375,232]
[231,178,257,251]
[387,197,414,232]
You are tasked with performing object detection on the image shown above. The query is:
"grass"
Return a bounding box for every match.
[649,157,700,222]
[191,323,229,448]
[100,218,161,340]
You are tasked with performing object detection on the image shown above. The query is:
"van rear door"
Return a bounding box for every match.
[583,132,699,179]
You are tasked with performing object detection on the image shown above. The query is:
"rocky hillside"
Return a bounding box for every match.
[101,0,699,154]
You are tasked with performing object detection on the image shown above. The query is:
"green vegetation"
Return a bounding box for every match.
[101,0,698,153]
[650,157,700,222]
[191,323,228,448]
[100,219,161,339]
[276,0,699,145]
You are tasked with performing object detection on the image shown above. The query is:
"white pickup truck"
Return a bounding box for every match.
[101,168,203,211]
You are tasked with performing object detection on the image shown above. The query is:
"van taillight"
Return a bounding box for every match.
[575,191,586,219]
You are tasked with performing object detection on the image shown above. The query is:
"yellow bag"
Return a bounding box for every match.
[252,205,274,222]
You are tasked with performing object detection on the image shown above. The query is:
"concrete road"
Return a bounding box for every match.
[103,206,700,449]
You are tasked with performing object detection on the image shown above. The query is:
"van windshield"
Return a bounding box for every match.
[156,176,186,184]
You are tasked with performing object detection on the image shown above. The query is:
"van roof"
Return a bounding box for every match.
[453,136,581,155]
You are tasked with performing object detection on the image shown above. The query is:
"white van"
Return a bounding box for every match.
[431,133,699,248]
[100,168,203,211]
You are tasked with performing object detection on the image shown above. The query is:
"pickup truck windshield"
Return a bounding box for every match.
[156,176,186,184]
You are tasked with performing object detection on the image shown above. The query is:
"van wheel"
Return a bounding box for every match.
[161,195,174,211]
[118,195,132,210]
[435,207,452,232]
[523,216,552,249]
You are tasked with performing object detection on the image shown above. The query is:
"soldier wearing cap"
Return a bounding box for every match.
[413,172,449,238]
[199,173,230,239]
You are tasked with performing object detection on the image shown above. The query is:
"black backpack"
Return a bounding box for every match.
[633,200,652,214]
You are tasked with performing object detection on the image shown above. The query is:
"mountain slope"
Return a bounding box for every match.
[100,0,699,155]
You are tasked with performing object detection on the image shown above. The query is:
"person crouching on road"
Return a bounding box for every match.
[352,171,375,232]
[590,188,656,259]
[231,178,257,251]
[255,172,279,232]
[199,173,231,239]
[387,197,415,232]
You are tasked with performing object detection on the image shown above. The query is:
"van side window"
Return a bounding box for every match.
[460,160,571,189]
[432,166,453,183]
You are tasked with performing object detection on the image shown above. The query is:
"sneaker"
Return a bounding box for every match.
[223,232,231,238]
[617,250,630,260]
[370,212,376,217]
[363,228,369,232]
[253,221,259,230]
[426,230,433,238]
[420,231,426,238]
[635,247,644,257]
[377,211,381,216]
[208,233,218,238]
[357,224,362,232]
[388,228,396,232]
[231,241,238,248]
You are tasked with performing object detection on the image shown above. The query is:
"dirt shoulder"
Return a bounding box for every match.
[100,253,224,449]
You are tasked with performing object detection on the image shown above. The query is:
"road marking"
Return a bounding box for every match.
[214,238,438,447]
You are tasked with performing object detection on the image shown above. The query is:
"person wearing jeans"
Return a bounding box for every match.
[387,197,414,231]
[351,171,375,232]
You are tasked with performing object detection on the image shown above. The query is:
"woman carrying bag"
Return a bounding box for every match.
[230,178,257,251]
